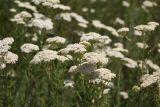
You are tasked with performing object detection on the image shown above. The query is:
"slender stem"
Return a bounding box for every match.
[116,66,122,107]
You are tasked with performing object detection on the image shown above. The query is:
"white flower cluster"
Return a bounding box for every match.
[140,71,160,88]
[59,43,87,55]
[5,52,18,64]
[117,27,129,33]
[30,50,69,64]
[28,13,53,30]
[105,47,125,59]
[143,0,157,7]
[0,37,18,69]
[10,11,32,25]
[33,0,71,10]
[32,0,60,5]
[113,43,128,53]
[80,32,111,45]
[92,20,119,37]
[134,21,159,32]
[145,60,160,71]
[21,43,39,53]
[68,62,116,87]
[94,68,116,81]
[46,36,66,44]
[14,0,37,12]
[82,52,108,66]
[52,4,71,10]
[141,0,157,12]
[44,36,66,50]
[122,57,138,68]
[0,37,14,55]
[134,30,142,36]
[55,12,89,28]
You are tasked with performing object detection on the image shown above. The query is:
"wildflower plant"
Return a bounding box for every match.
[0,0,160,107]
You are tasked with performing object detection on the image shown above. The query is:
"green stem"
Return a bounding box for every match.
[116,66,122,107]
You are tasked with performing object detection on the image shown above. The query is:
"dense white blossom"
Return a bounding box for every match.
[0,37,14,55]
[30,50,58,64]
[81,32,111,45]
[21,43,39,53]
[14,0,37,12]
[94,68,116,81]
[30,50,69,64]
[46,36,66,44]
[92,20,120,37]
[59,43,86,55]
[140,71,160,88]
[134,22,159,32]
[142,0,157,8]
[28,13,53,30]
[146,60,160,71]
[4,52,18,64]
[82,52,108,66]
[55,12,88,26]
[105,47,125,59]
[10,11,32,24]
[32,0,60,5]
[122,57,138,68]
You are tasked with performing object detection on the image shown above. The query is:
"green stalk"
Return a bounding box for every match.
[116,66,122,107]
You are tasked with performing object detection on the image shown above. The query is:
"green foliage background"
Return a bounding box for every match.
[0,0,160,107]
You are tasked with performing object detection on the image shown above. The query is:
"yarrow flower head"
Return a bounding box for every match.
[28,13,53,30]
[10,11,32,25]
[82,52,108,66]
[0,37,14,55]
[92,20,120,37]
[4,52,18,64]
[80,32,111,45]
[93,68,116,81]
[140,71,160,88]
[117,27,129,33]
[14,0,37,12]
[21,43,39,53]
[30,50,69,64]
[30,50,58,64]
[0,41,10,55]
[121,57,138,68]
[32,0,60,5]
[55,12,88,27]
[134,21,159,32]
[59,43,87,55]
[46,36,66,44]
[105,47,125,59]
